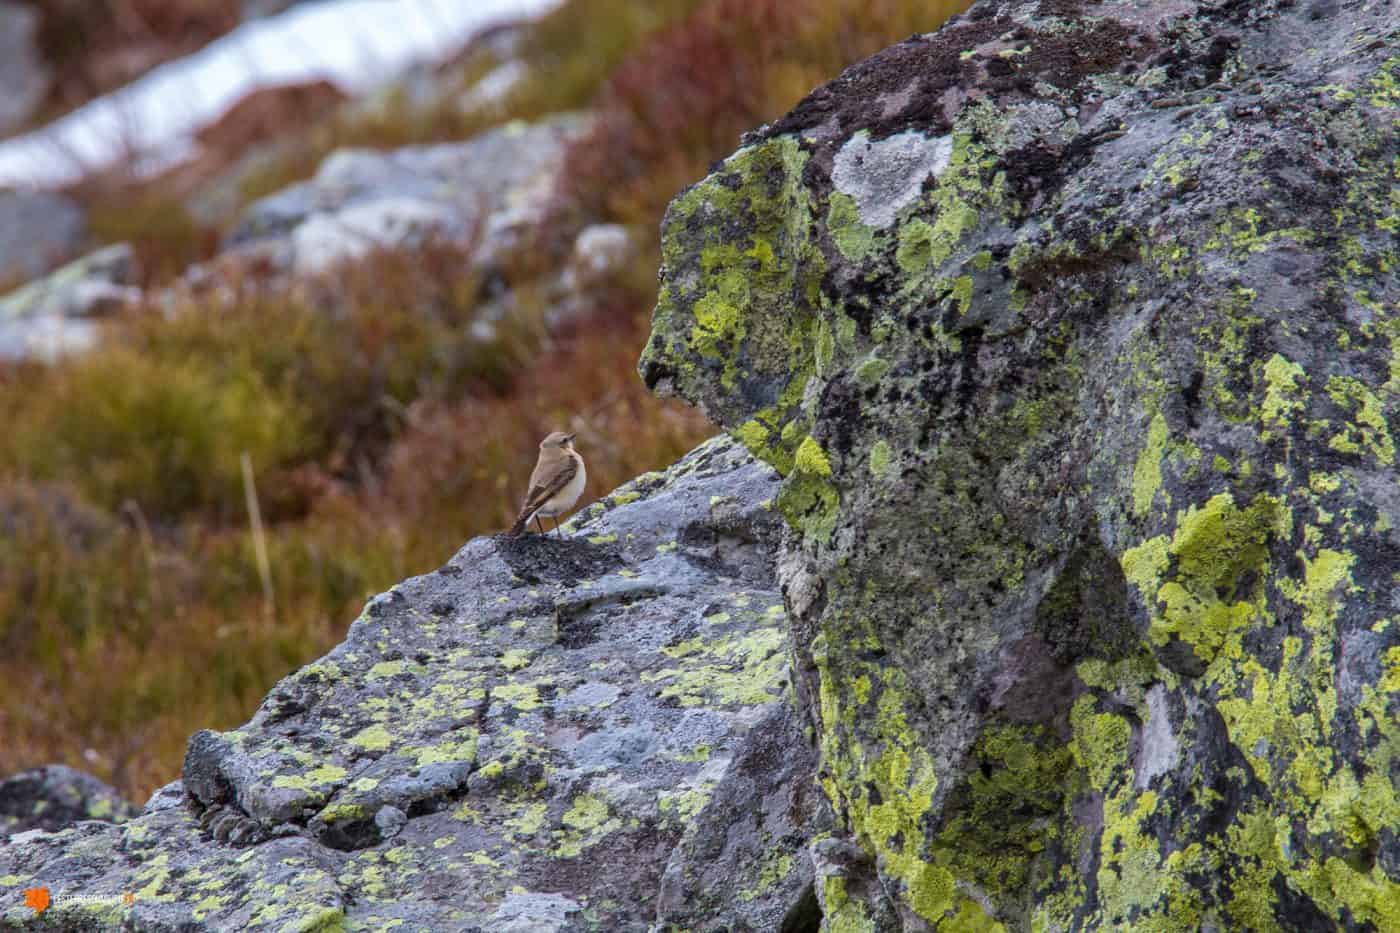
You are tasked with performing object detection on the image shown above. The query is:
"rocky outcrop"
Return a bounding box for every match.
[0,766,136,838]
[0,190,86,284]
[226,113,592,277]
[643,0,1400,929]
[0,244,139,361]
[0,2,50,137]
[0,438,824,930]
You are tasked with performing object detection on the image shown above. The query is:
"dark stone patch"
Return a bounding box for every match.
[525,826,681,922]
[316,816,381,851]
[495,533,624,585]
[780,884,823,933]
[0,766,137,837]
[755,21,1009,143]
[1006,20,1155,92]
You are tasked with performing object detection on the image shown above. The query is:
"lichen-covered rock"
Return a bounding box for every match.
[0,243,139,361]
[643,0,1400,929]
[0,437,824,930]
[0,765,137,838]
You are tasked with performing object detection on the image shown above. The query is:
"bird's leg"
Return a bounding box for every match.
[534,515,546,535]
[553,516,562,539]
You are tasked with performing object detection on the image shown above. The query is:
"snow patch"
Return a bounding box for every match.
[0,0,559,189]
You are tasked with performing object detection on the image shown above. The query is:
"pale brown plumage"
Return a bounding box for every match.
[509,432,586,536]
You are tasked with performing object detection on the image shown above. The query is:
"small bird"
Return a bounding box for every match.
[509,431,586,537]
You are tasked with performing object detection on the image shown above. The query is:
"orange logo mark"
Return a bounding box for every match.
[123,892,136,906]
[23,887,50,914]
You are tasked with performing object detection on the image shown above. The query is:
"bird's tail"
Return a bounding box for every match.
[508,510,531,536]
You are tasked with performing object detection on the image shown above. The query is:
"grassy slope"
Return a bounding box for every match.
[0,0,969,800]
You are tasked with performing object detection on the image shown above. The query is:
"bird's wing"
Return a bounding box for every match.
[519,456,578,515]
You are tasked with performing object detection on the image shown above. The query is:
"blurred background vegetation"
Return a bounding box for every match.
[1,0,968,800]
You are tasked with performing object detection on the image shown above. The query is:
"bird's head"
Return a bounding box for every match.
[541,431,577,451]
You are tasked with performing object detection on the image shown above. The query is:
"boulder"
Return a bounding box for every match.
[642,0,1400,929]
[0,438,823,931]
[227,113,592,277]
[0,244,139,361]
[0,2,50,137]
[0,765,137,838]
[0,190,86,284]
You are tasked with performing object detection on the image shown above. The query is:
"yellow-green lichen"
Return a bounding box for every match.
[1125,492,1285,664]
[1132,413,1169,517]
[349,724,394,752]
[1260,354,1306,427]
[869,440,892,477]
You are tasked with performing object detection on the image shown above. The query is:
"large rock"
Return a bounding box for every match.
[227,113,592,276]
[0,243,139,361]
[0,2,50,137]
[0,438,824,930]
[643,0,1400,929]
[0,765,137,838]
[0,190,86,284]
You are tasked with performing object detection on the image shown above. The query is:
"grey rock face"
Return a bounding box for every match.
[643,0,1400,929]
[0,190,86,283]
[0,438,825,930]
[228,113,592,276]
[0,243,139,361]
[0,2,50,138]
[0,765,138,838]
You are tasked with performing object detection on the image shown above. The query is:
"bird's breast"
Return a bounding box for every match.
[543,454,586,513]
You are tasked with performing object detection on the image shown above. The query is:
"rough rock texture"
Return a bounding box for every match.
[227,113,591,277]
[643,0,1400,929]
[0,438,823,931]
[0,2,50,137]
[0,190,87,284]
[0,243,139,361]
[0,766,137,838]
